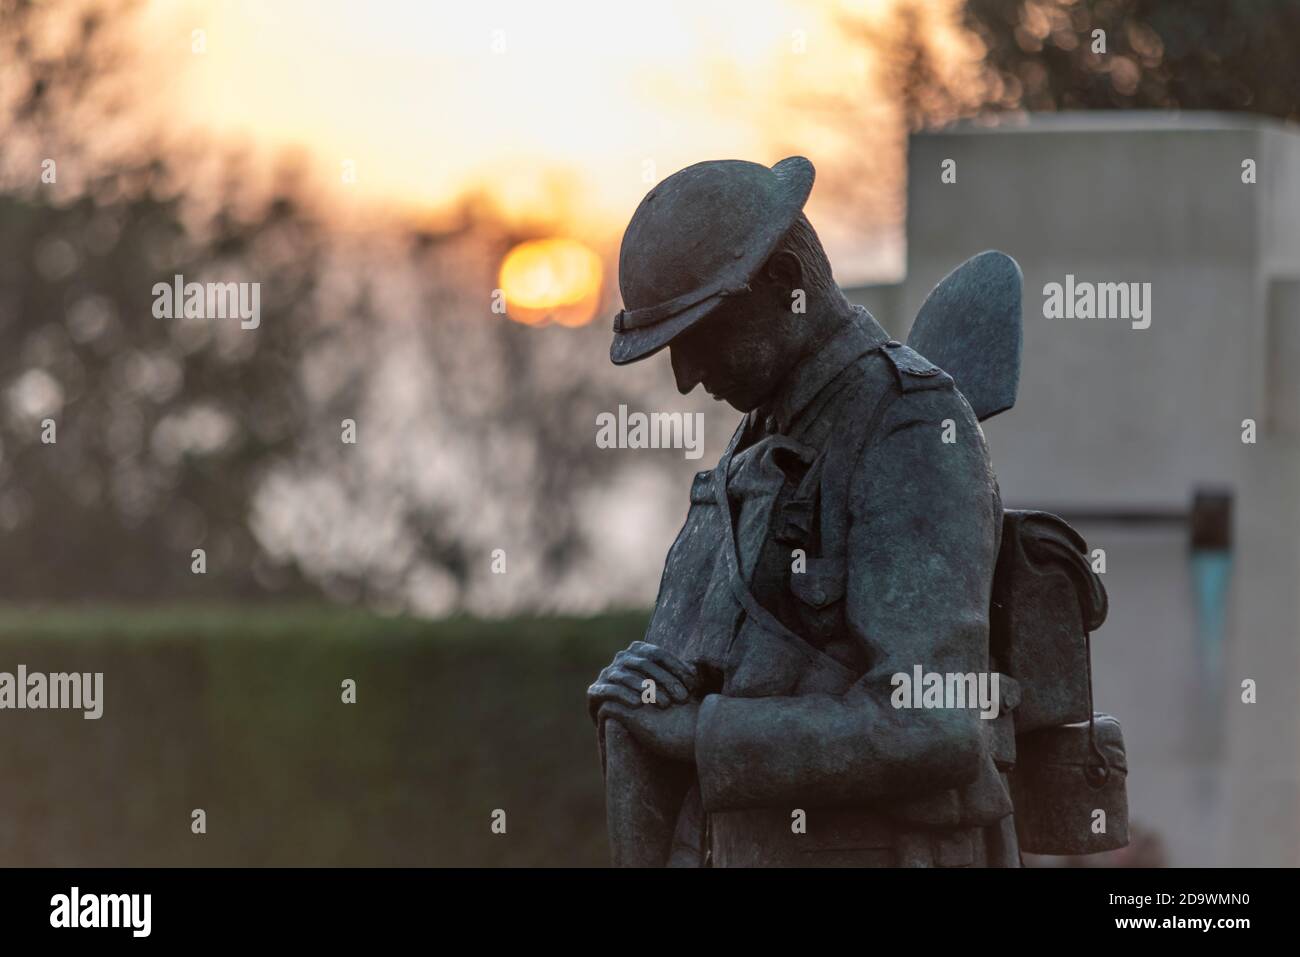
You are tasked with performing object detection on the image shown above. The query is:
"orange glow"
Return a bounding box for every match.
[66,0,982,283]
[499,238,604,327]
[125,1,947,236]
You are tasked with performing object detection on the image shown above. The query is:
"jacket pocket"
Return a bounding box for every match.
[790,556,845,608]
[789,556,846,648]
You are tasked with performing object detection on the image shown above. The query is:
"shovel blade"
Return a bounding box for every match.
[906,250,1022,422]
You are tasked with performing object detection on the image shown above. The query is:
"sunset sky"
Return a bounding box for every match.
[138,0,858,218]
[119,0,979,285]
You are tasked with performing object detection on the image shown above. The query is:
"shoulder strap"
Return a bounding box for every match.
[817,358,904,562]
[880,339,950,391]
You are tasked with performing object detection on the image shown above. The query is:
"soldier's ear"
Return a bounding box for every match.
[761,250,802,294]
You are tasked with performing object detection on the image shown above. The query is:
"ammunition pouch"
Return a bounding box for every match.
[1010,713,1129,854]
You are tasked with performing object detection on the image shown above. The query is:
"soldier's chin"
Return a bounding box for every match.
[717,392,757,413]
[703,381,755,411]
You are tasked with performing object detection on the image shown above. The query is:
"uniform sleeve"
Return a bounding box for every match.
[693,383,1001,810]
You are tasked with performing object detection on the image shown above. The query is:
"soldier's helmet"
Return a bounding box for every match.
[610,156,815,365]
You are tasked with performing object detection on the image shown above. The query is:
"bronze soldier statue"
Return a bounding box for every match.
[587,156,1127,867]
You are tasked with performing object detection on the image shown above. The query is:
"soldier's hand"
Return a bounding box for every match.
[586,641,699,724]
[598,699,700,763]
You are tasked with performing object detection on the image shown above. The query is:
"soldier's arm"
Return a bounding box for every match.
[693,384,999,809]
[601,718,696,865]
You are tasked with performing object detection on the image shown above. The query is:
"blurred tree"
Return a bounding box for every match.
[0,0,669,611]
[0,0,335,599]
[965,0,1300,120]
[783,1,995,269]
[0,168,337,600]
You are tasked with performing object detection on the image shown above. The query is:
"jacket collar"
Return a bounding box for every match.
[752,305,889,436]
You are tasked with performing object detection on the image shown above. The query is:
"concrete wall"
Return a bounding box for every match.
[899,113,1300,865]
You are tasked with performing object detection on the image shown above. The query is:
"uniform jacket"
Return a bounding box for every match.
[607,306,1019,867]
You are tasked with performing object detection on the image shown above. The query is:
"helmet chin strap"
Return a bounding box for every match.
[613,279,752,333]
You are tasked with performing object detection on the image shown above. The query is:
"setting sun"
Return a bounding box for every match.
[498,238,605,327]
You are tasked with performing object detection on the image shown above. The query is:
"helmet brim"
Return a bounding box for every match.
[609,156,815,366]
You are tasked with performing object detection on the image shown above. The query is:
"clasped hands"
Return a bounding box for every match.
[587,641,702,763]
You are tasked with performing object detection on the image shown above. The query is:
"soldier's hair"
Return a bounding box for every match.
[771,213,838,300]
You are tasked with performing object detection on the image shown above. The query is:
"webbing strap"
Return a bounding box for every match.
[815,370,901,562]
[712,423,856,684]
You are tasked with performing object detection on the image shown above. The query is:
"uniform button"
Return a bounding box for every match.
[764,414,779,434]
[886,339,901,347]
[810,588,826,604]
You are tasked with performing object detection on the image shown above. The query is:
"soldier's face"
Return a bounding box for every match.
[668,284,801,413]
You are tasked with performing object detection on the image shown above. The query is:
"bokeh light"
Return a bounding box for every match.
[498,238,604,327]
